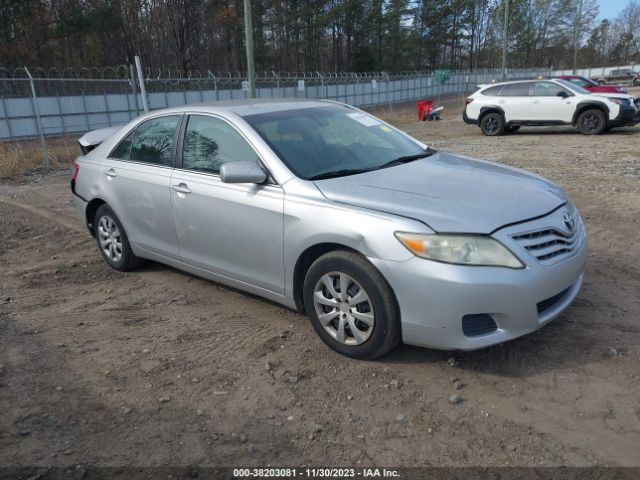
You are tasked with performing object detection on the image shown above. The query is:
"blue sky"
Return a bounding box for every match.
[597,0,628,19]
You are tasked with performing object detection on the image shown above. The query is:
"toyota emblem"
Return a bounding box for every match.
[563,212,576,232]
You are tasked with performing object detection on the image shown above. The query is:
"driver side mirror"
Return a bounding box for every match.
[557,91,569,99]
[220,161,267,184]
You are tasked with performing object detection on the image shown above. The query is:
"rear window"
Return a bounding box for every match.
[504,83,531,96]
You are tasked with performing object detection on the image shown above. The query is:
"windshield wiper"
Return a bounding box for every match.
[377,149,437,170]
[308,168,374,180]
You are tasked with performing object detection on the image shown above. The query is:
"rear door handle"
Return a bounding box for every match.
[172,183,192,195]
[104,168,117,178]
[533,100,541,104]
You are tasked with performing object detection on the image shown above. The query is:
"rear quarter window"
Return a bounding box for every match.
[481,85,504,96]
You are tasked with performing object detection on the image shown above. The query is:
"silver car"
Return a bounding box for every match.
[71,100,587,359]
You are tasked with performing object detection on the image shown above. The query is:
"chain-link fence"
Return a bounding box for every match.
[2,62,634,175]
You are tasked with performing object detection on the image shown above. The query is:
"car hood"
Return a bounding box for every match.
[313,152,566,234]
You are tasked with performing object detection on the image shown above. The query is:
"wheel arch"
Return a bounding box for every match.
[85,197,107,237]
[479,105,506,121]
[572,101,609,125]
[292,242,360,312]
[292,242,401,319]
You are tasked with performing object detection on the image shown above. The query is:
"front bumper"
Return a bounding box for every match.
[609,105,640,127]
[370,210,587,351]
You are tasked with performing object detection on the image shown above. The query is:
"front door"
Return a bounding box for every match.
[169,114,285,294]
[530,82,576,123]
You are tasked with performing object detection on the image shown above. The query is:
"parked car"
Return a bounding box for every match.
[554,75,628,94]
[464,79,640,135]
[598,69,640,85]
[72,99,587,359]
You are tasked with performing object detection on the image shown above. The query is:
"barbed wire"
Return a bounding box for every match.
[0,65,556,80]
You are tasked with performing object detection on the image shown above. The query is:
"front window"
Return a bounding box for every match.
[244,106,430,180]
[534,81,573,96]
[182,115,260,174]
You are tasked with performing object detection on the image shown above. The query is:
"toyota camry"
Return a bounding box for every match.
[72,99,587,359]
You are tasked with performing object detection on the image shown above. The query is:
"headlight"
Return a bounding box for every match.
[395,232,524,268]
[608,97,630,107]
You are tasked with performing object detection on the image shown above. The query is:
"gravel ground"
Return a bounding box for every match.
[1,97,639,470]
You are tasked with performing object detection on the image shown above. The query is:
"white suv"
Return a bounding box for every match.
[464,79,640,136]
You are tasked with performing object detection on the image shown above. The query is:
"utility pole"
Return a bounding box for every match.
[243,0,256,98]
[501,0,510,81]
[572,0,583,74]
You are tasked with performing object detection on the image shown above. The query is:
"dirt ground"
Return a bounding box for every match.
[1,95,639,472]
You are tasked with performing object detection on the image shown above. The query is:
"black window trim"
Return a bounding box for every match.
[106,113,184,169]
[175,112,278,186]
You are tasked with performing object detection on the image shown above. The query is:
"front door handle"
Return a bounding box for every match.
[172,183,192,195]
[104,168,117,178]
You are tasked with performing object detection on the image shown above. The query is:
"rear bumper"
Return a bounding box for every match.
[72,192,88,226]
[609,105,640,127]
[463,109,478,125]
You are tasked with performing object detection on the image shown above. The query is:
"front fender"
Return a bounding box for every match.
[282,178,430,298]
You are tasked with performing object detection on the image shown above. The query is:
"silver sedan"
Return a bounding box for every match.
[72,100,587,359]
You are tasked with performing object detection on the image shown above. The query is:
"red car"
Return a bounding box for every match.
[554,75,628,94]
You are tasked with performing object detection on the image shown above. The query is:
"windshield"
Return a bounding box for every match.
[556,79,590,95]
[243,106,430,180]
[565,76,595,87]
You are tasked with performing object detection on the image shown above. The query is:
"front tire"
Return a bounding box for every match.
[94,204,143,271]
[577,109,607,135]
[480,112,505,136]
[303,250,400,359]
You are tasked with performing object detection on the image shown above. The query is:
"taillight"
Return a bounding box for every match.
[465,98,474,105]
[71,160,80,182]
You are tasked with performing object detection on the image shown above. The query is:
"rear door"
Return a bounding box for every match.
[101,114,182,259]
[530,82,576,122]
[169,114,284,294]
[500,82,532,121]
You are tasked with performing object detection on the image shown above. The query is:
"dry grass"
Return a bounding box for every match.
[0,137,79,179]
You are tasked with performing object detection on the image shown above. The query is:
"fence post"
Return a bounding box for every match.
[134,55,149,113]
[130,64,140,116]
[384,72,392,112]
[24,67,49,167]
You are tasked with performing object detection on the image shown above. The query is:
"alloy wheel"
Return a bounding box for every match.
[313,272,375,345]
[485,117,498,133]
[581,113,602,132]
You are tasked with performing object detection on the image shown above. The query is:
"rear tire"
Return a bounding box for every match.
[303,250,400,360]
[94,204,143,271]
[577,109,607,135]
[480,112,505,136]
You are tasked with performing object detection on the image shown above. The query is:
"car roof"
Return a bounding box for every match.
[135,98,346,119]
[480,78,554,89]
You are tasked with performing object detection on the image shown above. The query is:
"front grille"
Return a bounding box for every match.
[537,288,571,314]
[512,228,578,265]
[462,314,497,337]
